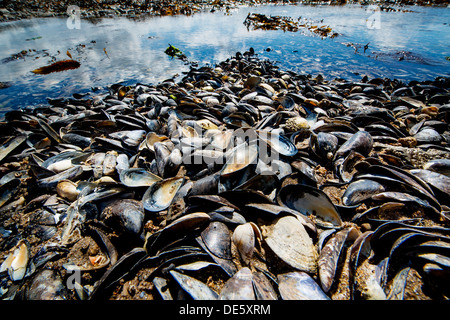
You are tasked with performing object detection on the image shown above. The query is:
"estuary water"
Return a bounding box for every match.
[0,4,449,113]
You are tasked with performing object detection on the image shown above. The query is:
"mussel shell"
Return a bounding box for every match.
[219,267,255,300]
[200,221,232,260]
[370,221,450,263]
[384,232,444,279]
[311,132,338,161]
[252,272,278,300]
[37,165,84,189]
[257,131,298,157]
[142,177,184,212]
[232,223,256,265]
[264,215,317,273]
[153,277,173,300]
[318,227,361,292]
[423,158,450,177]
[1,239,29,281]
[234,172,279,195]
[219,189,274,210]
[0,178,21,208]
[387,267,410,300]
[41,150,88,172]
[208,207,246,225]
[119,168,162,187]
[187,194,240,212]
[37,119,62,143]
[207,129,233,150]
[414,128,443,144]
[145,212,211,255]
[221,142,258,177]
[223,112,253,128]
[218,164,255,193]
[277,271,329,300]
[169,270,219,300]
[289,160,317,186]
[358,164,439,208]
[337,150,366,183]
[0,170,28,185]
[349,231,373,299]
[334,130,373,160]
[0,134,27,163]
[25,269,68,300]
[342,179,386,206]
[277,184,343,228]
[61,132,92,149]
[245,202,317,234]
[371,191,440,216]
[409,169,450,196]
[110,129,146,147]
[188,172,220,196]
[100,199,145,235]
[141,132,169,152]
[56,180,79,201]
[89,247,148,300]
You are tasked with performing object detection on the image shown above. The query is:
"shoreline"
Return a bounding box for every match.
[0,0,449,23]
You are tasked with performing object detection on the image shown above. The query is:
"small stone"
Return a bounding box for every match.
[285,116,309,132]
[350,85,362,94]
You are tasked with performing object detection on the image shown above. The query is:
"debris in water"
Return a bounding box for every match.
[31,59,81,74]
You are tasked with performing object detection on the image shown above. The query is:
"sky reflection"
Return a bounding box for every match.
[0,4,449,111]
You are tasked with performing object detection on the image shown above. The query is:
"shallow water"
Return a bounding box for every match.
[0,4,449,113]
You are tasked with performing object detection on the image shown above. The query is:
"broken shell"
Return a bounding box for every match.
[1,240,29,281]
[0,178,20,208]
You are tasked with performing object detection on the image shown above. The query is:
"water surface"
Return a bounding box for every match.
[0,4,449,113]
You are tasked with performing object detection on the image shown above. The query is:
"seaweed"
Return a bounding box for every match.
[31,59,81,75]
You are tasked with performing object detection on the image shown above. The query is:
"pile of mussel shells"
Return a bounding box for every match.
[0,49,449,300]
[244,12,339,38]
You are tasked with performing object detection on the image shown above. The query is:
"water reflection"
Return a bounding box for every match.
[0,4,449,112]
